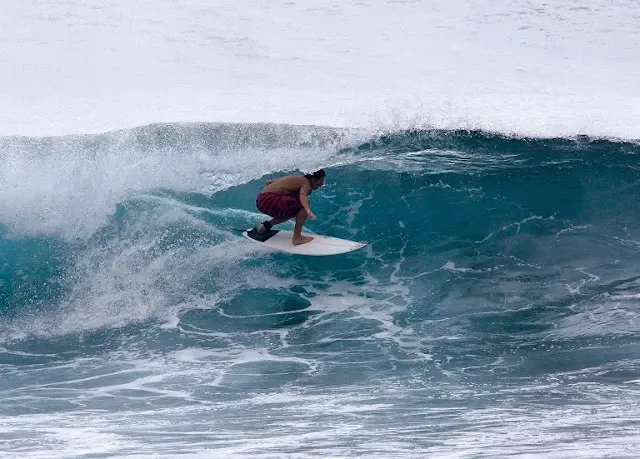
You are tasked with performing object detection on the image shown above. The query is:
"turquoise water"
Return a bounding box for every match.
[1,124,639,457]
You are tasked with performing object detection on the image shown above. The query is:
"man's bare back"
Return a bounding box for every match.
[262,176,312,196]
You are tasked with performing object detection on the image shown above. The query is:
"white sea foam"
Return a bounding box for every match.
[1,0,639,138]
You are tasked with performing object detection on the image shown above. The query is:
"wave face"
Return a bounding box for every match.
[1,123,640,457]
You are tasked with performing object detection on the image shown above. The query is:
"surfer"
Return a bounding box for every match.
[248,169,325,245]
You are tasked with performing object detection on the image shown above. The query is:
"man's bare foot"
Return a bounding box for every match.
[292,235,314,246]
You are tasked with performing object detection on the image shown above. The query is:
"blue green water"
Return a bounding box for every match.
[1,124,639,457]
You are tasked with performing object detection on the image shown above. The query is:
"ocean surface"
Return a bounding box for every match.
[2,1,640,458]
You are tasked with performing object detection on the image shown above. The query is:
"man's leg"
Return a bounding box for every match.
[292,208,313,246]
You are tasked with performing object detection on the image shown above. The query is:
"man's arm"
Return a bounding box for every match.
[299,185,316,220]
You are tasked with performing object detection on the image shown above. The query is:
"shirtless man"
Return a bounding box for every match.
[248,169,325,245]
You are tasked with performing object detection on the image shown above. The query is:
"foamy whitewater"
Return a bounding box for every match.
[1,1,640,458]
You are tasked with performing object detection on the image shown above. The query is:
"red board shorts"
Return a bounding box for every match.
[256,192,301,220]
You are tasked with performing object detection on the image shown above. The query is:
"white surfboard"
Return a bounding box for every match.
[242,229,366,256]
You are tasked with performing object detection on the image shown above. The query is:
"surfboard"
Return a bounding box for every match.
[242,229,366,256]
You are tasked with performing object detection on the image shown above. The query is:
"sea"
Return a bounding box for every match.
[1,1,639,458]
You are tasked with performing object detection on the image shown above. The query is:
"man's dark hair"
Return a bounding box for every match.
[304,169,325,180]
